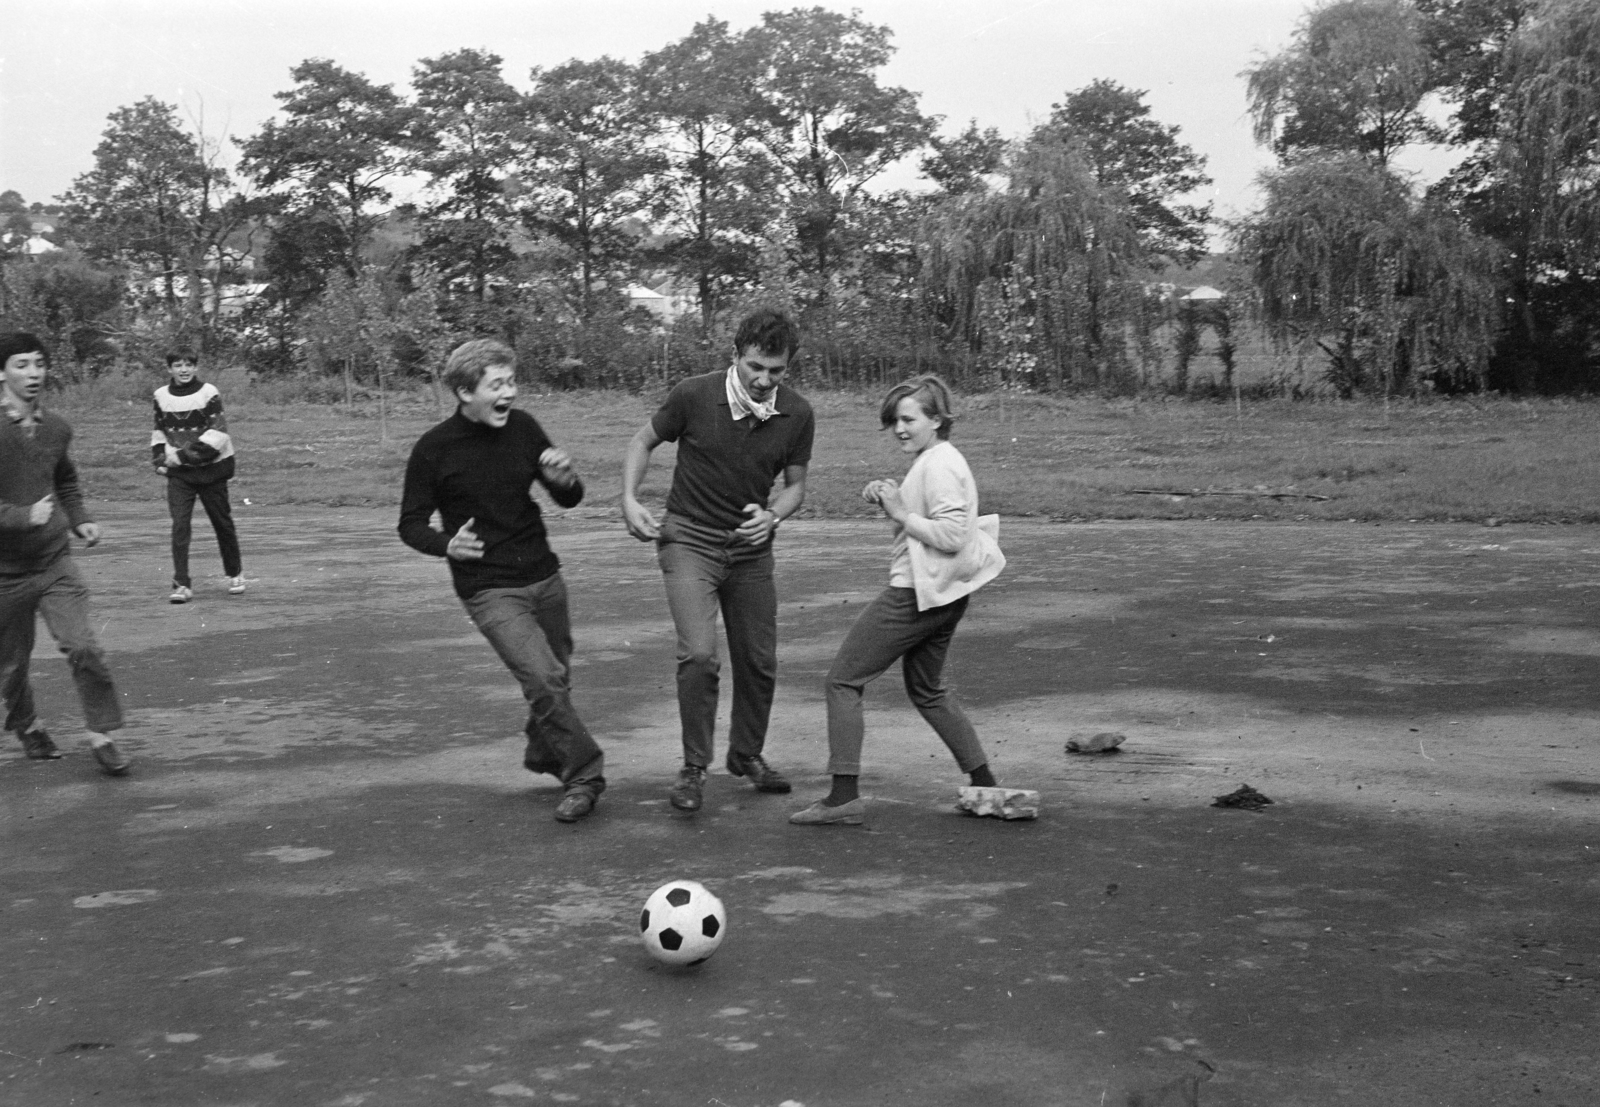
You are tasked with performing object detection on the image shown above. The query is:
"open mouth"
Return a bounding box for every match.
[491,400,512,415]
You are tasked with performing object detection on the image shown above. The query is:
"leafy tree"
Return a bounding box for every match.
[0,250,125,377]
[58,97,248,337]
[1038,80,1212,264]
[239,60,417,283]
[1470,0,1600,389]
[919,140,1147,388]
[519,57,664,320]
[919,121,1008,196]
[1246,0,1440,167]
[1231,155,1501,395]
[744,7,935,304]
[638,18,773,329]
[409,49,524,306]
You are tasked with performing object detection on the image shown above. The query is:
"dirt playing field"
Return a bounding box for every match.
[2,506,1596,1106]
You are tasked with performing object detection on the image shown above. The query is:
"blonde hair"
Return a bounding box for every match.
[879,374,956,439]
[444,339,515,396]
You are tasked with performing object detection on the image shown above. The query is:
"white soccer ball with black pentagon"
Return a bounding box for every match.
[639,880,726,966]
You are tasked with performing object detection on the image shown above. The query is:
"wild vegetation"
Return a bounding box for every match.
[55,375,1600,523]
[2,0,1598,397]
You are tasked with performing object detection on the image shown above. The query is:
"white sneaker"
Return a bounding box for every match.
[228,576,246,595]
[169,585,193,604]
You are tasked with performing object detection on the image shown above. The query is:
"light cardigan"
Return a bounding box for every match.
[886,440,1005,610]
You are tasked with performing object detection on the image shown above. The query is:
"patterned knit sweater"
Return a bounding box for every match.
[151,378,234,474]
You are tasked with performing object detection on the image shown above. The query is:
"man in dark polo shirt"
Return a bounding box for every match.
[399,339,604,823]
[622,308,815,813]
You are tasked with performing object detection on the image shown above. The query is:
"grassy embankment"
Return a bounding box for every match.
[52,371,1600,524]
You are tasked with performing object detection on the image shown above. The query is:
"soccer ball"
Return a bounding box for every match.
[639,880,726,966]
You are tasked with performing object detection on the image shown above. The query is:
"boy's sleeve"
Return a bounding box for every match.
[786,405,816,468]
[650,382,689,443]
[178,388,230,465]
[53,430,91,530]
[397,441,450,558]
[150,395,170,465]
[531,423,584,510]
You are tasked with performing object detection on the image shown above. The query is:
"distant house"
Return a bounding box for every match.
[1181,285,1226,302]
[22,235,59,256]
[627,282,693,324]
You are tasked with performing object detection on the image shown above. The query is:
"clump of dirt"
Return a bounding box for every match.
[1212,784,1274,812]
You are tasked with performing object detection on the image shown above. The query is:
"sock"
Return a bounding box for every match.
[88,733,113,748]
[824,774,859,806]
[968,764,996,788]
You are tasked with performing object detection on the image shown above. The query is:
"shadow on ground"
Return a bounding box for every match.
[3,508,1596,1106]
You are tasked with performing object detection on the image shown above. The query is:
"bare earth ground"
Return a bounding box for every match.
[2,507,1597,1107]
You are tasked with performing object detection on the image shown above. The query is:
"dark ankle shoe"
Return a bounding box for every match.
[726,752,791,793]
[669,765,707,811]
[553,791,596,823]
[92,741,131,776]
[19,728,62,760]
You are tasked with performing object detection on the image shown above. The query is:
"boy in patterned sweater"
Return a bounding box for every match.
[152,350,244,603]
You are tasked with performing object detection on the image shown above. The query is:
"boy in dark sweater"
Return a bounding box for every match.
[151,350,243,603]
[0,333,131,774]
[398,339,604,823]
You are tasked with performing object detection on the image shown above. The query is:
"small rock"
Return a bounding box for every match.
[1066,731,1126,754]
[1212,784,1274,812]
[956,786,1040,820]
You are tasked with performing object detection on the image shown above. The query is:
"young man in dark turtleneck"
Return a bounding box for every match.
[151,349,244,603]
[398,339,605,823]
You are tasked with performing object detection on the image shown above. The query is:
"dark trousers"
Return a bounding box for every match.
[824,587,986,777]
[461,573,605,797]
[168,470,241,587]
[655,513,778,769]
[0,555,124,736]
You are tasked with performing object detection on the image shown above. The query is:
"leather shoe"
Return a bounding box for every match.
[553,791,596,823]
[19,728,62,760]
[788,798,865,825]
[92,740,131,776]
[669,765,707,811]
[726,752,791,793]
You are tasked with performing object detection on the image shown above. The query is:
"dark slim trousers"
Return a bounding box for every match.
[0,554,124,737]
[655,513,778,769]
[168,473,241,588]
[824,587,986,777]
[461,573,605,797]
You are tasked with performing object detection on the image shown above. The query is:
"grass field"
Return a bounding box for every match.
[52,370,1600,524]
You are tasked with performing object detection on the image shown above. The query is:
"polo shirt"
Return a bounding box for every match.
[651,372,814,531]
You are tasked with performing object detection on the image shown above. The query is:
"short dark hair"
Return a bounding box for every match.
[444,339,515,396]
[0,332,49,369]
[732,308,801,360]
[879,374,956,440]
[165,350,198,366]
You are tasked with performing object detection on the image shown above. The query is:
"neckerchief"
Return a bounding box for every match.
[725,363,779,423]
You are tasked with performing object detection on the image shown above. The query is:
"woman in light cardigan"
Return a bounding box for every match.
[791,375,1005,826]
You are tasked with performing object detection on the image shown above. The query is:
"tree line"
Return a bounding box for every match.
[1,0,1597,397]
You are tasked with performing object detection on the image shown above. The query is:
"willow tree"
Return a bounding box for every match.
[1232,155,1501,395]
[918,139,1146,389]
[1245,0,1439,167]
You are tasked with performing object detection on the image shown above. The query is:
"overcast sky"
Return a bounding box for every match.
[1,0,1456,232]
